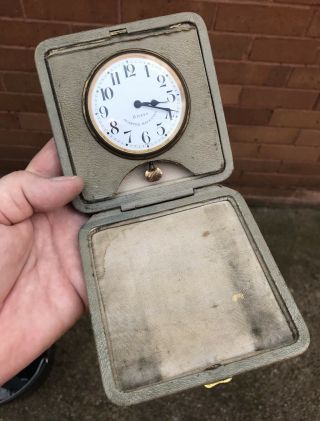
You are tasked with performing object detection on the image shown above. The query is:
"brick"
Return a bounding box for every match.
[0,48,35,71]
[121,0,217,29]
[240,172,320,188]
[240,87,318,110]
[2,72,41,94]
[308,9,320,37]
[215,61,291,87]
[0,145,38,160]
[239,173,279,188]
[0,75,4,91]
[0,112,20,129]
[24,0,119,24]
[69,23,102,33]
[0,159,29,174]
[231,142,259,158]
[0,93,46,113]
[0,129,50,147]
[0,20,70,48]
[229,125,299,144]
[234,158,281,173]
[220,85,241,106]
[18,113,51,131]
[250,38,319,64]
[279,161,320,175]
[259,144,319,162]
[288,67,320,90]
[215,4,312,36]
[274,0,320,4]
[225,107,272,126]
[296,129,320,146]
[293,175,320,188]
[236,186,320,205]
[270,109,320,129]
[224,169,242,185]
[209,33,252,60]
[0,0,22,17]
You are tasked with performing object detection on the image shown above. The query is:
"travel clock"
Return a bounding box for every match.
[36,13,309,406]
[84,51,189,158]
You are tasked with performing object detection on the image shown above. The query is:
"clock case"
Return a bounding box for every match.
[35,13,309,406]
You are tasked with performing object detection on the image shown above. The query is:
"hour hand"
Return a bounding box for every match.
[134,99,168,108]
[150,99,168,106]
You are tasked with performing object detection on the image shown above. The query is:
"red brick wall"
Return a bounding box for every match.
[1,0,320,202]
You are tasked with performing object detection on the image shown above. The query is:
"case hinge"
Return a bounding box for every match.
[120,188,195,212]
[109,27,128,37]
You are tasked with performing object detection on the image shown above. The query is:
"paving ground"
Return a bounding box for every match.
[0,205,319,421]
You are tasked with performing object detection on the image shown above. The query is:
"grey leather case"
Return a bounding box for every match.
[35,13,309,406]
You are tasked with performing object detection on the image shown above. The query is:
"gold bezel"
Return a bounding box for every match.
[83,49,190,159]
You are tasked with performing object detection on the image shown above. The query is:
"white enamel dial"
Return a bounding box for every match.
[85,51,189,157]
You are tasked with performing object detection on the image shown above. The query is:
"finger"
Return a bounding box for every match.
[0,171,84,225]
[26,138,61,178]
[0,265,85,386]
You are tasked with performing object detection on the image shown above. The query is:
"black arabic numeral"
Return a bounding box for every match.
[124,130,132,143]
[166,90,176,103]
[110,121,119,135]
[100,87,114,101]
[98,105,108,118]
[123,63,136,78]
[165,109,173,120]
[110,71,120,86]
[156,122,165,136]
[142,131,151,144]
[145,64,150,78]
[157,74,166,88]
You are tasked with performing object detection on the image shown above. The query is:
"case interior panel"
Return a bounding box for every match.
[45,25,224,203]
[90,200,295,391]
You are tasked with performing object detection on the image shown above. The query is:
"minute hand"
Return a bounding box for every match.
[140,103,177,112]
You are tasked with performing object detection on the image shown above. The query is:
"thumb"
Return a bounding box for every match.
[0,170,83,225]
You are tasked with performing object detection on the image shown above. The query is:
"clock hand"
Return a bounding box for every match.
[150,99,169,106]
[134,100,177,113]
[134,100,169,107]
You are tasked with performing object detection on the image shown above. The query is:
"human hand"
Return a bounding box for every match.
[0,139,88,385]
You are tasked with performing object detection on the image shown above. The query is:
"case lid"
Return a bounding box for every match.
[35,13,233,213]
[79,185,309,405]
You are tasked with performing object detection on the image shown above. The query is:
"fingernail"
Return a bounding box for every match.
[52,176,79,181]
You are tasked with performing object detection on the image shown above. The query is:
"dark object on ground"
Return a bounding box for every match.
[0,348,54,406]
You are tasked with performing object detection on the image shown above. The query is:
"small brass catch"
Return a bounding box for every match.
[145,162,163,182]
[204,378,232,389]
